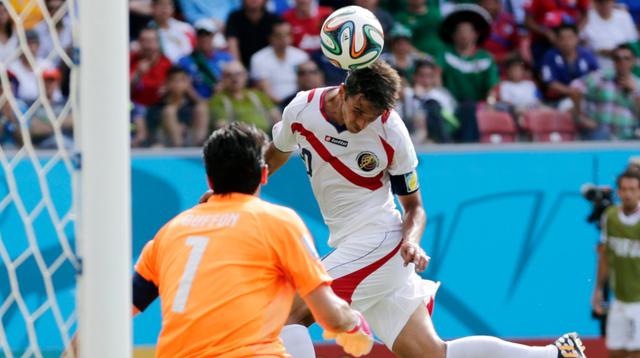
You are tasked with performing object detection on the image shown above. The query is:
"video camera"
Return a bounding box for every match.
[580,184,614,229]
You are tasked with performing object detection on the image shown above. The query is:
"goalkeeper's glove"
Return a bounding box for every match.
[322,311,373,357]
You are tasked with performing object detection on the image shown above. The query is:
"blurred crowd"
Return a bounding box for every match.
[2,0,640,148]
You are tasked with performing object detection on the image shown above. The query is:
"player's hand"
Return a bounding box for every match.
[199,190,213,204]
[592,288,604,316]
[323,311,373,357]
[400,240,430,272]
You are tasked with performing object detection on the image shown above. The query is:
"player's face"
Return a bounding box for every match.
[168,73,190,94]
[613,49,635,74]
[557,29,579,54]
[341,93,384,133]
[270,23,292,50]
[618,177,640,210]
[139,30,160,55]
[153,0,174,21]
[453,22,478,47]
[196,32,215,53]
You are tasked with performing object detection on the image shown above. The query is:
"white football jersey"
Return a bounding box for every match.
[272,87,419,247]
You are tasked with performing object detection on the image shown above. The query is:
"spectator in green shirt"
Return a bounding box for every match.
[394,0,446,58]
[209,61,281,133]
[627,40,640,77]
[437,4,499,142]
[571,44,640,140]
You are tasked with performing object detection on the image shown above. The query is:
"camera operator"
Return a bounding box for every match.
[592,170,640,358]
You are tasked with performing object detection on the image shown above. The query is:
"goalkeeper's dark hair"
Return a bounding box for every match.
[344,60,400,112]
[203,122,267,195]
[617,170,640,187]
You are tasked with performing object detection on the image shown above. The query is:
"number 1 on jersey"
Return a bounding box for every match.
[301,148,313,177]
[172,236,209,313]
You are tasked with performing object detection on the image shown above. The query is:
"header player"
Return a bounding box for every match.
[267,60,588,358]
[132,123,374,357]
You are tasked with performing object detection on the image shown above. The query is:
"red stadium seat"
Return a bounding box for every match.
[476,110,517,143]
[522,109,576,142]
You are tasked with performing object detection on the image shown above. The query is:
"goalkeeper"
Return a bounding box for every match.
[132,123,373,357]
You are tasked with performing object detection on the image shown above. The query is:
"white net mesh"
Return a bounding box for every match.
[0,0,80,356]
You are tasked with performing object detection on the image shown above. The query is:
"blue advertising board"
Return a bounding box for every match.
[1,144,638,352]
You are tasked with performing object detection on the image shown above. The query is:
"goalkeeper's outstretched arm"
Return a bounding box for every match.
[303,284,373,357]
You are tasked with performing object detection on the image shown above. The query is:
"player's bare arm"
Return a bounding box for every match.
[398,190,429,272]
[304,284,373,357]
[304,284,358,332]
[265,142,292,176]
[592,245,609,315]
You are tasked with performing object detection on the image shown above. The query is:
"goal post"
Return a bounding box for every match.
[77,0,131,357]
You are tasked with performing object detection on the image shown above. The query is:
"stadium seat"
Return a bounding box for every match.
[476,110,517,143]
[522,109,577,142]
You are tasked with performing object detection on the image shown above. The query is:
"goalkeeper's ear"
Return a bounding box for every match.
[260,165,269,185]
[207,176,214,190]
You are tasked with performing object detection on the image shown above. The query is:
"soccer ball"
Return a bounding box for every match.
[320,6,385,70]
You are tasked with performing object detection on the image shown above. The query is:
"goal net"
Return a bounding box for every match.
[0,0,130,357]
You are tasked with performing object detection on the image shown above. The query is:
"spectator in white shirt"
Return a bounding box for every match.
[250,20,309,104]
[582,0,638,70]
[495,56,541,126]
[8,30,57,104]
[149,0,196,63]
[0,3,18,63]
[497,56,540,110]
[34,0,73,64]
[411,59,459,143]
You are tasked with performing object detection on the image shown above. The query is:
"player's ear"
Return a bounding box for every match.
[206,176,214,190]
[260,165,268,185]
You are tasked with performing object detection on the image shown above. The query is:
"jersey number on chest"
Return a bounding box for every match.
[301,148,313,177]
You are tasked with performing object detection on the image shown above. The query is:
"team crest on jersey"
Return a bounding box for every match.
[356,151,379,172]
[324,135,348,147]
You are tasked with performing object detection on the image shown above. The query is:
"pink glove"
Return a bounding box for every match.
[323,311,373,357]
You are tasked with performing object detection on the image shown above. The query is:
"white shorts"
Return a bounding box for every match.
[322,230,439,348]
[607,299,640,351]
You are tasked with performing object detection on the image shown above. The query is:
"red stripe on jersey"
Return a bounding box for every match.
[331,239,403,304]
[291,122,384,190]
[319,88,331,121]
[307,88,316,103]
[379,136,394,168]
[381,110,390,123]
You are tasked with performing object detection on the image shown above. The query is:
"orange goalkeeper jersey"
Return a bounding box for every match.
[135,193,331,358]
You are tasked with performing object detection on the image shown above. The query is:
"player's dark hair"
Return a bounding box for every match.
[613,43,636,58]
[271,19,289,32]
[344,60,400,112]
[554,22,578,36]
[414,58,438,73]
[203,122,267,195]
[167,66,188,77]
[617,170,640,187]
[503,55,528,70]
